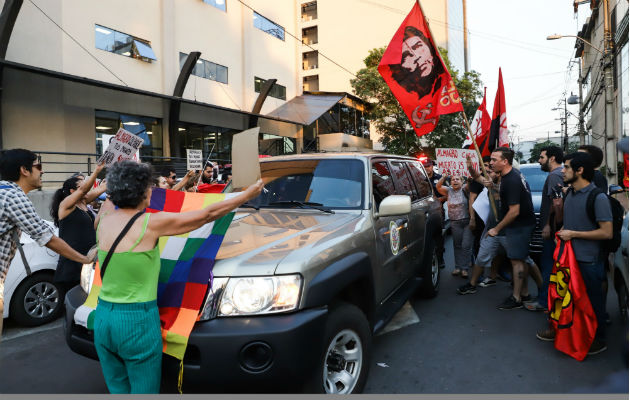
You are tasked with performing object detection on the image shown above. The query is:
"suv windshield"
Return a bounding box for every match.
[520,167,548,192]
[242,159,365,210]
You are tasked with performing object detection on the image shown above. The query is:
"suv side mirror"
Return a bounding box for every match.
[375,195,411,218]
[609,184,624,195]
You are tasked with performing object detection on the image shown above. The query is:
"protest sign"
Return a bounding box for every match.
[98,128,144,166]
[435,148,479,178]
[186,149,203,171]
[231,127,261,189]
[472,187,490,224]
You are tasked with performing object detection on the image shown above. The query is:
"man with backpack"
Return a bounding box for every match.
[536,152,613,355]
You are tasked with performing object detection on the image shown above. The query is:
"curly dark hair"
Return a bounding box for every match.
[106,161,153,208]
[389,26,445,99]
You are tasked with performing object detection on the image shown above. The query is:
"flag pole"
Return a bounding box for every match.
[415,0,498,220]
[461,111,499,220]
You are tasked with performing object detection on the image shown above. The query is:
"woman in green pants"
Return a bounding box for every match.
[94,161,263,394]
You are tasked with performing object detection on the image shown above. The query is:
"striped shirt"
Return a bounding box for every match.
[0,181,53,282]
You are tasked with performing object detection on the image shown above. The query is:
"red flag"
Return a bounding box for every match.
[463,87,491,156]
[623,153,628,188]
[378,1,463,137]
[548,238,598,361]
[488,68,509,153]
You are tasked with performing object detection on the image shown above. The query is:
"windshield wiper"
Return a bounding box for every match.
[239,203,260,210]
[267,200,335,214]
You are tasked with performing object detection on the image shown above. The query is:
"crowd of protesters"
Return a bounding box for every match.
[432,144,616,357]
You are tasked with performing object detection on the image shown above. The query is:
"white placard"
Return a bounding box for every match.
[472,187,490,225]
[98,128,144,166]
[231,127,261,189]
[186,149,203,171]
[435,148,480,178]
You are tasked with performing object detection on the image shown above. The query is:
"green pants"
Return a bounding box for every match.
[94,299,162,394]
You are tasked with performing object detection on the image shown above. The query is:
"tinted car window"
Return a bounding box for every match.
[390,161,417,200]
[372,161,396,208]
[251,159,365,209]
[407,161,432,199]
[519,167,548,192]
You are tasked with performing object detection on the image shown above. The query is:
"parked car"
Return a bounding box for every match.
[518,164,548,262]
[3,221,62,326]
[64,153,443,394]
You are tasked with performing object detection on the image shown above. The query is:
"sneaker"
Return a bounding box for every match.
[457,283,477,295]
[478,277,496,287]
[497,295,523,310]
[588,340,608,355]
[524,301,547,312]
[536,328,556,341]
[521,294,533,302]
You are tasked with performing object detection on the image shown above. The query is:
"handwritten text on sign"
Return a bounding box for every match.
[98,128,144,167]
[186,149,203,171]
[435,148,480,178]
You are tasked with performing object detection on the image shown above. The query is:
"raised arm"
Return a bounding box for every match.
[84,181,107,204]
[435,176,449,196]
[58,163,104,218]
[148,179,264,237]
[172,170,196,192]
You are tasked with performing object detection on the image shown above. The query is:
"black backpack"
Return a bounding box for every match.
[586,188,625,254]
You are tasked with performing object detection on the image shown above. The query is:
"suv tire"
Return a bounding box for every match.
[305,302,371,394]
[10,271,63,326]
[417,241,440,298]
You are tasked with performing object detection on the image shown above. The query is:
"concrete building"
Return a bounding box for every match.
[574,0,628,184]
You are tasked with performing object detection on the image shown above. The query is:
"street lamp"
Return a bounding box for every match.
[546,34,604,54]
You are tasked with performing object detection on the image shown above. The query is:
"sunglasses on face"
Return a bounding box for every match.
[32,163,42,171]
[169,174,176,179]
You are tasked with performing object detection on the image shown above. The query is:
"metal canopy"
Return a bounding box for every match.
[265,93,345,126]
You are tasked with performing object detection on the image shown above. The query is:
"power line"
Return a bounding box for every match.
[27,0,128,86]
[236,0,357,78]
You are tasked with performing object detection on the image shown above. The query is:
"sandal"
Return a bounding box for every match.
[452,268,462,276]
[461,270,469,278]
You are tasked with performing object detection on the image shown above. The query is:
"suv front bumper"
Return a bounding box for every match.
[64,286,328,391]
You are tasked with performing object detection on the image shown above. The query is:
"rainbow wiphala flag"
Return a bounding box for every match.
[75,188,236,360]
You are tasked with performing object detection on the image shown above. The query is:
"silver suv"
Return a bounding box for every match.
[64,153,443,394]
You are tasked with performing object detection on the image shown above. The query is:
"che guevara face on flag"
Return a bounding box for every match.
[378,1,463,137]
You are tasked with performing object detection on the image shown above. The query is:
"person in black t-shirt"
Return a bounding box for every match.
[488,147,536,310]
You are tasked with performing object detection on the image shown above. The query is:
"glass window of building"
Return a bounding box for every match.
[95,25,156,62]
[254,77,286,100]
[180,52,229,84]
[95,110,163,159]
[203,0,226,12]
[177,123,238,164]
[253,12,285,41]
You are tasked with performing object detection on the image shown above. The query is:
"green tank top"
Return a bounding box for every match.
[97,214,161,303]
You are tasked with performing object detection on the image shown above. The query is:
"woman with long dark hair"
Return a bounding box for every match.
[51,163,106,297]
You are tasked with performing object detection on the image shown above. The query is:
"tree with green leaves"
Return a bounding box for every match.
[351,47,484,158]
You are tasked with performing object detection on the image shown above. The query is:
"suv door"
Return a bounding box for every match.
[371,159,413,302]
[389,160,427,279]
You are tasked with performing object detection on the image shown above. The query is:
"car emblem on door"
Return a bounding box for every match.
[389,221,400,255]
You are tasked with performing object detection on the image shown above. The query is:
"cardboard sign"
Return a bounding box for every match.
[186,149,203,171]
[435,148,480,178]
[231,127,261,189]
[98,128,144,166]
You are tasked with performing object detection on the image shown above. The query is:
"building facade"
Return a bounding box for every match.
[575,0,628,184]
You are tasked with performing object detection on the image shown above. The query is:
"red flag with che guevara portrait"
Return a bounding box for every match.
[548,238,598,361]
[378,0,463,137]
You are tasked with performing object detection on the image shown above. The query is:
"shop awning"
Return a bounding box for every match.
[265,93,345,125]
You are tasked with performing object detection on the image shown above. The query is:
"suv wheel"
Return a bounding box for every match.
[305,302,371,394]
[418,244,440,298]
[9,272,63,326]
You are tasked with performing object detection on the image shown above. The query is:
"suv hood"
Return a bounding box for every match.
[213,209,362,276]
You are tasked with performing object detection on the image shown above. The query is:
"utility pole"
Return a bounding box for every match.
[602,0,617,184]
[563,98,569,153]
[577,62,586,145]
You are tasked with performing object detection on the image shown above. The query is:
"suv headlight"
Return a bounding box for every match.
[217,275,302,317]
[80,263,95,294]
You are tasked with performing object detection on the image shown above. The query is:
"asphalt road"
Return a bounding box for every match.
[0,235,628,394]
